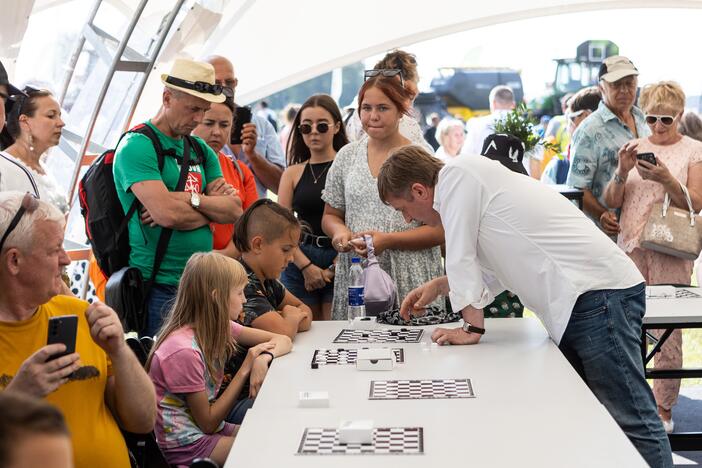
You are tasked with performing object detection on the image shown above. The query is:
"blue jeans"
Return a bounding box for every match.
[225,398,255,424]
[280,242,336,306]
[142,283,178,337]
[559,283,672,468]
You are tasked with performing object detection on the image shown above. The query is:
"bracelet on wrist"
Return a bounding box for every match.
[258,351,274,368]
[299,262,313,272]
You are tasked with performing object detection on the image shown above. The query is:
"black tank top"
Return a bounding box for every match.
[292,161,333,236]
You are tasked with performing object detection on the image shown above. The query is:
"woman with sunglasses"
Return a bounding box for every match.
[278,94,349,320]
[322,75,447,322]
[0,87,68,213]
[604,81,702,434]
[346,50,432,152]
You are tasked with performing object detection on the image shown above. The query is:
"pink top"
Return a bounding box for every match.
[149,321,243,449]
[618,135,702,253]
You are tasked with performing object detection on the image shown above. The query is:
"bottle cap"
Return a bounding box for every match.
[351,257,361,264]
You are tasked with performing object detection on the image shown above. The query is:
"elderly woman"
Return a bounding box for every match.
[604,81,702,434]
[434,118,465,161]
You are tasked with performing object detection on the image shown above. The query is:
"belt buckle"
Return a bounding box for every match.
[315,236,325,248]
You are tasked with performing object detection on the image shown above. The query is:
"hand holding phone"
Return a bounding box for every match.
[47,315,78,361]
[636,152,657,166]
[231,105,252,145]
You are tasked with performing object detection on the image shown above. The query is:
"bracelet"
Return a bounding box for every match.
[299,262,313,272]
[259,351,274,368]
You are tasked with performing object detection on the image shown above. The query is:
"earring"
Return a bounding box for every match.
[28,133,34,153]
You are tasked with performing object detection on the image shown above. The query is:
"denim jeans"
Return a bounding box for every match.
[559,282,673,468]
[225,398,255,425]
[142,283,178,337]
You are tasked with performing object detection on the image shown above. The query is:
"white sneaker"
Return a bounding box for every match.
[662,419,675,434]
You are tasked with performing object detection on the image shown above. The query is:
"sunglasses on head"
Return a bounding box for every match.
[0,192,39,252]
[298,122,333,134]
[645,114,676,126]
[364,69,404,87]
[566,109,585,122]
[165,76,223,96]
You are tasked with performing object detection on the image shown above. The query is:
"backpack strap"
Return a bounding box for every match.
[231,157,244,182]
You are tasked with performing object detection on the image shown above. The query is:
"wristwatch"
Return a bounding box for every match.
[613,172,626,185]
[190,191,201,209]
[462,321,486,335]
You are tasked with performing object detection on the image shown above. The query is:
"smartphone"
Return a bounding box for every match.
[230,105,252,145]
[636,152,657,166]
[47,315,78,361]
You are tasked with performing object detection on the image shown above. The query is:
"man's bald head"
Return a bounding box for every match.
[204,55,237,90]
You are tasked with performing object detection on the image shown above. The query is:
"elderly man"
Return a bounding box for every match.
[205,55,285,196]
[566,56,649,235]
[113,58,242,336]
[460,85,515,157]
[377,145,672,468]
[0,192,156,468]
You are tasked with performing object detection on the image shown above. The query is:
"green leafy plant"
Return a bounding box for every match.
[493,102,559,154]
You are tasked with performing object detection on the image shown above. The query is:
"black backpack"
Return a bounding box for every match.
[78,123,204,277]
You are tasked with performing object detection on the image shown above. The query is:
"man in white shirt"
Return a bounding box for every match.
[377,145,672,468]
[460,85,515,157]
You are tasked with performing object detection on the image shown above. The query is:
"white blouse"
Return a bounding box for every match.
[0,151,69,213]
[435,156,644,344]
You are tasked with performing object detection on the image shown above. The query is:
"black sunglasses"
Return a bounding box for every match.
[645,114,675,126]
[0,192,39,252]
[165,76,223,96]
[298,122,333,134]
[364,69,404,87]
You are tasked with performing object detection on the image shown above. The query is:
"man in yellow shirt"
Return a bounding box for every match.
[0,192,156,468]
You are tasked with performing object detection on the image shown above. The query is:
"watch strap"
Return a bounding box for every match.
[462,321,486,335]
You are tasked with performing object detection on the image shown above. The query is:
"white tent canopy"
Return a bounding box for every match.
[202,0,702,104]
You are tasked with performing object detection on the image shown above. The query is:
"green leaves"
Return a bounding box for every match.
[493,103,559,154]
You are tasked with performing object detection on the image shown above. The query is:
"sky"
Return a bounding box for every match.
[366,8,702,106]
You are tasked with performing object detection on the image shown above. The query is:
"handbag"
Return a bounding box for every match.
[640,181,702,260]
[105,137,193,334]
[360,234,398,316]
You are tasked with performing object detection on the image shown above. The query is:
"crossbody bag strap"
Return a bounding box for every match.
[144,136,193,294]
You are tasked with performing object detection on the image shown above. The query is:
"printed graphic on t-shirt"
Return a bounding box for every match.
[184,170,203,194]
[0,365,100,389]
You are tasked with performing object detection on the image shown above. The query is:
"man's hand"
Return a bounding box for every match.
[599,210,620,235]
[6,345,81,397]
[207,178,238,197]
[431,327,481,345]
[400,278,445,320]
[302,264,327,291]
[85,301,126,356]
[281,305,307,324]
[241,123,259,159]
[140,207,158,227]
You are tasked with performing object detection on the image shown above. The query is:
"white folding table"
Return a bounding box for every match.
[225,319,645,467]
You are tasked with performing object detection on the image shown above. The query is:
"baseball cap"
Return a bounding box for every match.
[598,56,639,83]
[480,133,528,176]
[0,60,23,97]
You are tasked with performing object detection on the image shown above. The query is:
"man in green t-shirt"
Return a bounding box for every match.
[113,59,243,336]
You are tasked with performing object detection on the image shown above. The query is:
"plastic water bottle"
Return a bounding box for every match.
[347,257,366,321]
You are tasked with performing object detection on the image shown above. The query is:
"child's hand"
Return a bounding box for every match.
[241,341,275,374]
[281,305,307,323]
[249,356,271,398]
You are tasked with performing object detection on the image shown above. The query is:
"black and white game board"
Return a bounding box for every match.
[369,378,475,400]
[333,328,423,343]
[311,348,404,368]
[676,288,702,299]
[297,427,424,455]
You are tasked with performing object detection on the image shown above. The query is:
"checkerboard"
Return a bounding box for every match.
[333,328,423,343]
[297,427,424,455]
[369,378,475,400]
[676,288,702,299]
[311,348,404,368]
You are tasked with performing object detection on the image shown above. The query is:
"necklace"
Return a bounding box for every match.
[308,161,332,184]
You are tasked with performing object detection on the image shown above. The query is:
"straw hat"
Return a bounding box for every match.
[160,59,225,103]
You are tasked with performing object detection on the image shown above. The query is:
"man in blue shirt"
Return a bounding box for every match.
[206,55,285,197]
[567,56,649,235]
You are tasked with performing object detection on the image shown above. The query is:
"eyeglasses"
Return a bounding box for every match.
[298,122,333,134]
[0,192,39,252]
[165,76,223,96]
[566,110,585,122]
[364,69,404,87]
[645,114,676,126]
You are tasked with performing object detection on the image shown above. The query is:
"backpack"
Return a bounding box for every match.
[78,123,204,277]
